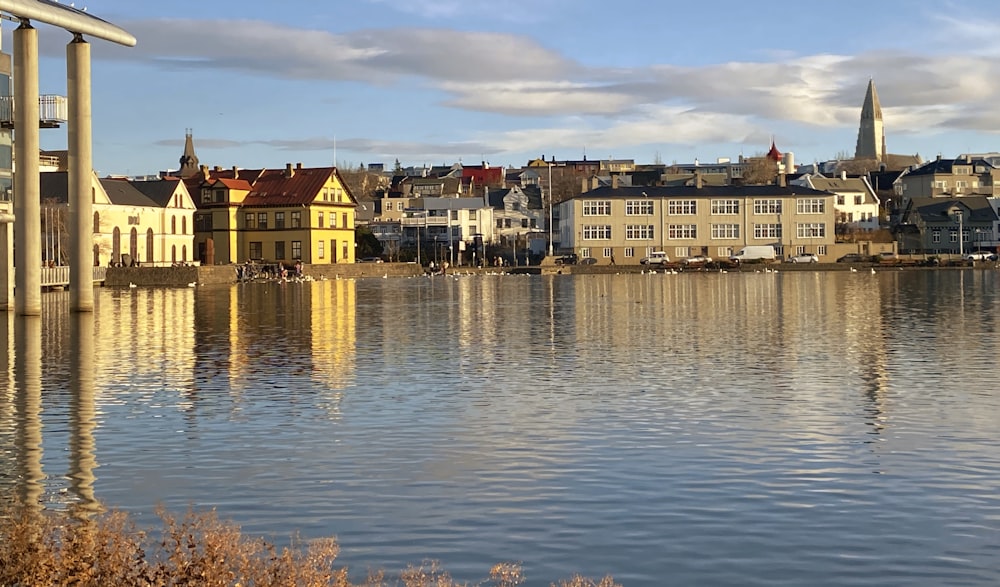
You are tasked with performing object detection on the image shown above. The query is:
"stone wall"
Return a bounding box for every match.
[106,263,423,287]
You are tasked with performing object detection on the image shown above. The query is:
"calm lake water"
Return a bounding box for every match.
[2,270,1000,586]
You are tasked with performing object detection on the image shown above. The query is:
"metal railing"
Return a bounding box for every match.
[40,265,107,287]
[0,95,69,128]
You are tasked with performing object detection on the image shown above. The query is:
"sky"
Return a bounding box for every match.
[5,0,1000,176]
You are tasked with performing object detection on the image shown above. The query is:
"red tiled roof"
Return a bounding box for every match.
[213,177,253,191]
[244,166,347,207]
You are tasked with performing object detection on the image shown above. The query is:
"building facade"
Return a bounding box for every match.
[557,183,837,263]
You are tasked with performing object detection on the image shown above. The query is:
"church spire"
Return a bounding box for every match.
[178,128,200,178]
[855,79,886,161]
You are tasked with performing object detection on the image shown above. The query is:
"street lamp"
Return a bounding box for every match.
[956,209,964,257]
[548,162,554,256]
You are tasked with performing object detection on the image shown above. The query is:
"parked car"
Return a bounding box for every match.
[729,246,776,263]
[964,251,998,261]
[580,257,598,265]
[555,253,578,265]
[788,254,819,263]
[836,253,865,263]
[682,255,712,264]
[878,252,898,261]
[359,257,384,263]
[640,251,671,265]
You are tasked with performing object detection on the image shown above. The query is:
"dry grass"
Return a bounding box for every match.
[0,504,619,587]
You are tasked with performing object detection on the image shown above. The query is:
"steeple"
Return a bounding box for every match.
[178,128,200,178]
[854,79,886,161]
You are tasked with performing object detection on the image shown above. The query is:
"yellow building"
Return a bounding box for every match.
[190,164,358,265]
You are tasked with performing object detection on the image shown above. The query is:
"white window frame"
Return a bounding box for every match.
[625,200,654,215]
[668,200,697,215]
[753,199,782,214]
[797,199,826,214]
[711,223,740,239]
[710,199,739,215]
[582,225,612,240]
[583,200,611,216]
[668,224,697,239]
[796,223,826,238]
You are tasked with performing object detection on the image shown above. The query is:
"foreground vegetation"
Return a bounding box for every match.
[0,504,620,587]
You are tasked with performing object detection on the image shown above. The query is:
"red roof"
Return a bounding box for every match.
[244,166,354,207]
[766,140,782,162]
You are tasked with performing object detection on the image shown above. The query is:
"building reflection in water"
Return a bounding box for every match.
[13,315,44,513]
[68,312,100,516]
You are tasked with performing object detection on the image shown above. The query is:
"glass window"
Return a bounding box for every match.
[711,224,740,239]
[318,240,325,259]
[668,200,696,215]
[753,199,782,214]
[318,212,324,227]
[245,212,255,229]
[582,200,611,216]
[581,225,612,239]
[668,224,697,239]
[710,199,739,215]
[753,223,782,239]
[624,247,634,258]
[796,223,826,238]
[291,211,302,228]
[249,241,262,260]
[626,200,654,215]
[275,241,285,259]
[625,225,654,240]
[275,212,286,229]
[291,240,302,259]
[797,199,825,214]
[258,212,268,229]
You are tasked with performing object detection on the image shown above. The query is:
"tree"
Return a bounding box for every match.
[354,226,383,258]
[740,157,778,185]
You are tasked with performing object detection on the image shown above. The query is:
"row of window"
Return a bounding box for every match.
[247,239,349,261]
[931,229,973,243]
[95,212,189,235]
[234,211,350,230]
[577,245,829,259]
[496,218,537,229]
[582,199,827,216]
[580,223,828,240]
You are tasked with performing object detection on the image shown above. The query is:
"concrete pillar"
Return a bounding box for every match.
[68,34,94,312]
[14,22,41,316]
[0,214,13,311]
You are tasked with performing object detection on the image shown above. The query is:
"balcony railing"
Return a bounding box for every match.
[0,95,69,129]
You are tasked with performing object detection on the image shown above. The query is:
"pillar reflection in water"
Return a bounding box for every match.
[13,316,43,513]
[69,311,99,516]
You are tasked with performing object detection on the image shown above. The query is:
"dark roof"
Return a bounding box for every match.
[907,196,997,224]
[906,157,994,176]
[569,184,832,201]
[130,178,183,207]
[100,178,161,207]
[487,185,543,209]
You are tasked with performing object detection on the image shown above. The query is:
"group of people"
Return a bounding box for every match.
[237,259,304,282]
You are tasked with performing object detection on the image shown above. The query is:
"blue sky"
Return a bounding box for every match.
[7,0,1000,175]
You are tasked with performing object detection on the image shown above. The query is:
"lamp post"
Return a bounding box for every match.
[548,162,554,256]
[956,210,964,257]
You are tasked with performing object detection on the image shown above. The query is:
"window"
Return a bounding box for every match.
[754,223,782,239]
[171,216,176,234]
[668,224,696,239]
[93,211,100,234]
[521,219,529,229]
[250,241,262,260]
[343,243,348,260]
[581,247,591,258]
[496,219,503,229]
[797,199,825,214]
[836,195,845,206]
[949,229,958,243]
[932,230,941,243]
[754,199,782,214]
[504,218,512,228]
[330,214,335,228]
[717,246,733,258]
[182,217,187,235]
[817,245,827,255]
[795,245,805,255]
[583,200,611,216]
[796,223,826,238]
[582,225,611,239]
[711,199,739,215]
[396,201,404,211]
[603,247,613,258]
[245,212,255,229]
[275,241,286,259]
[258,212,268,230]
[275,212,286,229]
[318,240,325,259]
[195,214,212,232]
[668,200,696,215]
[624,247,634,258]
[674,247,690,258]
[291,211,302,228]
[342,213,348,228]
[854,195,863,205]
[625,225,654,240]
[291,240,302,259]
[711,224,740,239]
[626,199,654,215]
[214,189,225,203]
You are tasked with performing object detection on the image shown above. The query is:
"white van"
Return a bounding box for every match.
[729,246,776,263]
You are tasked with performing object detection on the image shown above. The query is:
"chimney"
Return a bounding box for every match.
[612,175,619,189]
[232,166,239,179]
[285,163,295,178]
[778,173,787,187]
[296,162,303,170]
[200,165,209,181]
[581,177,589,193]
[695,171,703,189]
[214,165,222,172]
[841,170,847,180]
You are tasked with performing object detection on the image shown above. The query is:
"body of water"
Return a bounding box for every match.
[2,270,1000,586]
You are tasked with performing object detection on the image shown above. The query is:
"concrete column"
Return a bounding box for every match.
[68,35,94,312]
[0,214,13,311]
[14,22,41,316]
